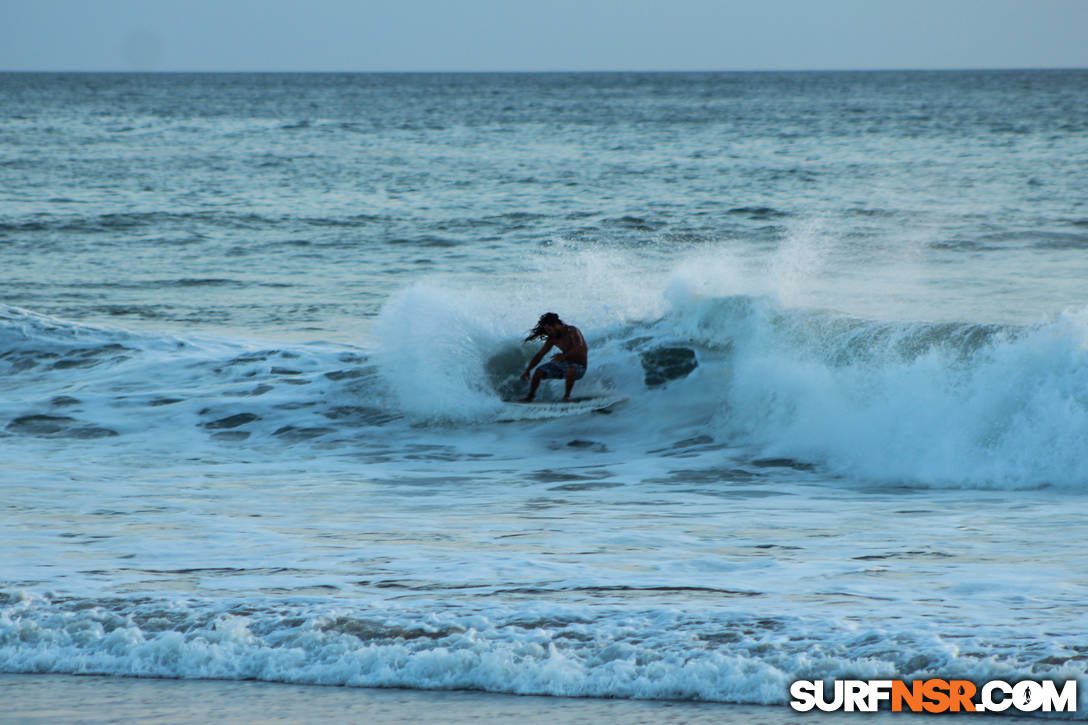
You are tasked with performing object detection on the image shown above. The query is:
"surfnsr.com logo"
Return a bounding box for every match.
[790,679,1078,714]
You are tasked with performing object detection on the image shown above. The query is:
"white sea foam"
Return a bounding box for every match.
[370,283,507,421]
[699,300,1088,489]
[3,593,1084,712]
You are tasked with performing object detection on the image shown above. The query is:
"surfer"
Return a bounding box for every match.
[520,312,588,403]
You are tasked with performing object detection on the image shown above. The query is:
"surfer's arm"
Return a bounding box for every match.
[521,341,554,379]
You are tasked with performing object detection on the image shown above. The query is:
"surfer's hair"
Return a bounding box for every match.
[525,312,562,342]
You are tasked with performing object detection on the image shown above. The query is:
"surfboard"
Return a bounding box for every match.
[497,395,628,422]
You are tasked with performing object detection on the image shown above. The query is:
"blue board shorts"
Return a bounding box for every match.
[536,361,586,380]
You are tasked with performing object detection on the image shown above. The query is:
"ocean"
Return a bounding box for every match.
[2,70,1087,720]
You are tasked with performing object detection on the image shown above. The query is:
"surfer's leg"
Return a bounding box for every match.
[562,365,577,401]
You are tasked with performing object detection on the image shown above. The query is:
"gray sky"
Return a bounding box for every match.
[2,0,1087,72]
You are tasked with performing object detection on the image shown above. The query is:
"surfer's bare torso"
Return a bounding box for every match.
[543,324,587,367]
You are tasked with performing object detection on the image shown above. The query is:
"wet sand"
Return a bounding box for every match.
[0,674,1049,725]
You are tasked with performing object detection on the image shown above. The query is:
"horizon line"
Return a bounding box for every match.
[2,66,1086,75]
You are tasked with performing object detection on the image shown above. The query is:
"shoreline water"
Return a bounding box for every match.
[0,674,1054,725]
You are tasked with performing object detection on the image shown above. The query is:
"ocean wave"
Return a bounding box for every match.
[1,592,1083,712]
[5,292,1088,490]
[370,283,1088,490]
[684,297,1088,489]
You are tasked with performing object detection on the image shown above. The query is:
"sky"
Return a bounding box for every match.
[2,0,1087,73]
